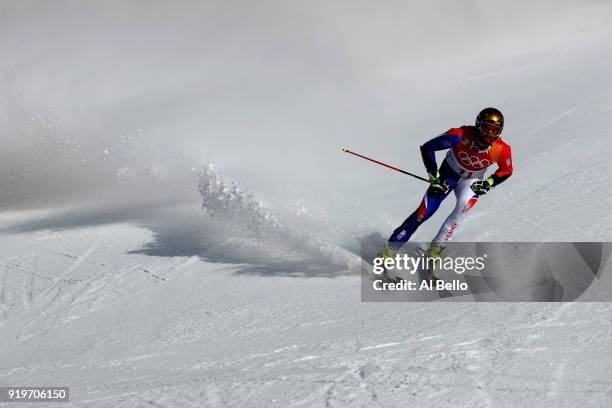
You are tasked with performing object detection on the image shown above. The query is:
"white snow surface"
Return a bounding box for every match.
[2,1,612,407]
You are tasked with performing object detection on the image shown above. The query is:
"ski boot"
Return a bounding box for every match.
[425,243,444,283]
[376,246,396,261]
[375,246,403,283]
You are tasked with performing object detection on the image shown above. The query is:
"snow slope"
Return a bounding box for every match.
[2,1,612,407]
[1,215,611,407]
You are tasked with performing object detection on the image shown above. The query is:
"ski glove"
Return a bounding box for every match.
[428,172,449,195]
[470,178,493,195]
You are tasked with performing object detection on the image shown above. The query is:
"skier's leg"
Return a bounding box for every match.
[388,185,453,251]
[432,178,479,246]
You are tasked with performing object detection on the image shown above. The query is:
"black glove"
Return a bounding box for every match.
[470,179,493,195]
[428,172,449,195]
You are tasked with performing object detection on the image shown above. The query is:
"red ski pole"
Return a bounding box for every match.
[342,147,430,183]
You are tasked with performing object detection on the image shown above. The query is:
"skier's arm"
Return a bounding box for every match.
[487,144,513,187]
[471,144,512,195]
[419,129,462,175]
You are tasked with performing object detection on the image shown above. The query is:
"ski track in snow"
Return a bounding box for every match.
[1,213,610,408]
[1,224,611,408]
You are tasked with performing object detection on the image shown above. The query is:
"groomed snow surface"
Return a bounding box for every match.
[1,208,611,407]
[2,1,612,407]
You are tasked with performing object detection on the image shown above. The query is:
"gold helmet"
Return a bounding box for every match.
[475,107,504,146]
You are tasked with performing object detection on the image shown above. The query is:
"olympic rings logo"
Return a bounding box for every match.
[458,151,490,169]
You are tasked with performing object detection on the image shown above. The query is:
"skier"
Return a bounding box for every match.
[378,108,513,279]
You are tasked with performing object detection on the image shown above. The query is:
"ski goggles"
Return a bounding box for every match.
[478,122,502,144]
[478,122,503,138]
